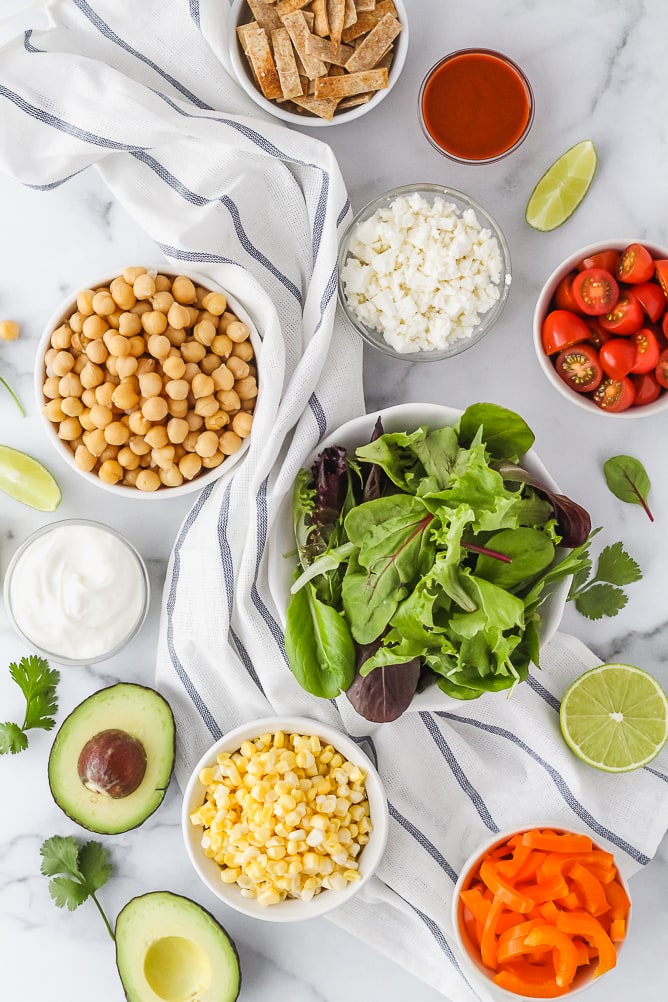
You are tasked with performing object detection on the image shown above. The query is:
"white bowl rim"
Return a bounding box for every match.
[35,265,261,500]
[227,0,409,128]
[533,237,668,419]
[181,714,389,922]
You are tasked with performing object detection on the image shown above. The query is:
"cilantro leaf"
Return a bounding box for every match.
[0,721,29,755]
[9,656,60,731]
[48,876,90,911]
[574,583,628,620]
[595,542,642,586]
[77,840,113,894]
[40,835,115,940]
[40,835,82,879]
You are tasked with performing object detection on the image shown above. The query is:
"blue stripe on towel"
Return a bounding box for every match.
[216,483,234,620]
[311,171,329,266]
[72,0,211,109]
[337,198,351,228]
[189,0,200,28]
[388,803,458,883]
[436,710,651,865]
[230,628,265,696]
[251,478,290,658]
[527,673,561,711]
[421,712,498,833]
[24,31,42,53]
[308,393,327,439]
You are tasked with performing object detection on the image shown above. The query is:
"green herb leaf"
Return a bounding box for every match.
[48,875,90,911]
[457,403,535,461]
[574,583,628,620]
[595,542,642,586]
[603,455,654,521]
[0,374,25,416]
[40,836,114,940]
[0,721,29,755]
[284,582,355,698]
[9,656,60,731]
[40,835,82,879]
[76,840,114,894]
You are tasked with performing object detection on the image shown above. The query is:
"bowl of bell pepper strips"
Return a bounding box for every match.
[452,826,631,998]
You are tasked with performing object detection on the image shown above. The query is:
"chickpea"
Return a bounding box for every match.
[92,290,116,316]
[142,396,168,422]
[183,430,200,453]
[167,302,191,329]
[61,396,84,418]
[107,309,123,331]
[128,434,151,456]
[99,459,123,485]
[142,310,168,336]
[128,335,148,358]
[160,465,183,488]
[51,324,73,350]
[201,291,227,316]
[147,333,171,359]
[79,409,95,431]
[167,398,189,418]
[181,340,206,364]
[226,320,250,343]
[112,382,140,411]
[232,411,253,438]
[171,275,197,304]
[211,333,233,358]
[235,376,258,400]
[69,312,84,334]
[83,428,107,457]
[59,372,83,398]
[144,425,169,449]
[51,351,75,377]
[45,347,58,370]
[90,403,113,428]
[167,417,189,443]
[217,388,241,412]
[231,339,255,361]
[183,361,200,382]
[191,372,215,398]
[185,410,204,431]
[219,430,242,455]
[135,357,156,376]
[44,399,66,423]
[165,378,189,401]
[117,446,140,470]
[194,430,219,458]
[218,311,237,332]
[107,333,132,357]
[110,276,136,311]
[211,364,235,392]
[118,311,143,337]
[123,266,146,284]
[72,355,87,376]
[82,313,108,340]
[76,290,96,316]
[138,371,163,398]
[74,444,97,472]
[202,451,225,469]
[133,273,156,300]
[43,376,61,400]
[200,354,221,376]
[136,469,161,492]
[194,395,219,418]
[179,453,202,480]
[86,339,109,365]
[123,468,140,487]
[130,300,152,317]
[81,388,97,408]
[115,354,138,379]
[163,355,186,380]
[193,320,216,347]
[128,411,151,436]
[152,445,175,469]
[227,355,249,380]
[151,290,174,313]
[95,382,115,408]
[205,410,229,431]
[104,421,131,447]
[155,274,172,292]
[165,325,187,347]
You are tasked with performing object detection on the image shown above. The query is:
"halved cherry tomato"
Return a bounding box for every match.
[555,344,603,393]
[554,272,580,312]
[584,318,611,348]
[656,348,668,389]
[593,377,636,412]
[617,243,655,284]
[662,312,668,340]
[633,281,666,322]
[577,249,619,274]
[541,309,590,355]
[599,339,636,380]
[572,268,619,316]
[656,260,668,298]
[632,372,662,406]
[630,328,660,374]
[599,292,644,335]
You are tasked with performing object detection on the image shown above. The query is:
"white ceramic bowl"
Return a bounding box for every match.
[533,239,668,418]
[337,184,512,360]
[267,402,570,713]
[228,0,409,128]
[182,716,388,921]
[35,267,260,499]
[452,824,631,999]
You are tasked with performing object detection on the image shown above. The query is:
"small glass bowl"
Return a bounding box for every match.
[3,519,150,666]
[418,49,534,165]
[337,183,511,361]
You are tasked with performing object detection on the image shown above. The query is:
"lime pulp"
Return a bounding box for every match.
[0,444,62,511]
[525,139,598,232]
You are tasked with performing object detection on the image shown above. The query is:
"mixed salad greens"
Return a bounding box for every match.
[285,403,593,723]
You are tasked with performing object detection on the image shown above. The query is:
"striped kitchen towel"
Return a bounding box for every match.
[0,4,666,1001]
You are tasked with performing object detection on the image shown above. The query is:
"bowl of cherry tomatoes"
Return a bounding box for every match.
[533,239,668,416]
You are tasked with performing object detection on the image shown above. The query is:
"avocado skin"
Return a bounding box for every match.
[115,890,241,1002]
[48,682,176,835]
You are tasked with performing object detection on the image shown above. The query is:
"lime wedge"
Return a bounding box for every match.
[0,444,62,511]
[560,662,668,772]
[525,140,598,232]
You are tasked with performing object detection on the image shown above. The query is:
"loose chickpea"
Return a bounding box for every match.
[163,355,186,380]
[133,273,156,300]
[217,388,241,412]
[166,302,191,329]
[144,425,169,449]
[117,446,140,470]
[104,421,131,447]
[69,312,84,334]
[172,275,197,304]
[115,354,138,378]
[43,376,61,400]
[185,411,204,432]
[98,459,123,485]
[72,355,88,376]
[135,357,156,376]
[128,434,151,456]
[235,376,258,400]
[227,355,249,380]
[194,395,219,418]
[205,410,230,431]
[220,430,243,455]
[83,428,107,457]
[142,396,168,422]
[167,398,189,418]
[136,469,161,492]
[218,311,237,332]
[45,347,58,370]
[90,403,113,428]
[106,310,122,331]
[123,468,140,487]
[51,351,75,377]
[194,430,219,458]
[79,409,95,431]
[155,274,172,293]
[147,333,171,359]
[51,324,73,350]
[118,311,143,337]
[202,451,225,469]
[165,325,187,347]
[57,416,81,441]
[110,277,136,310]
[70,332,84,354]
[211,364,235,392]
[200,354,221,376]
[74,444,97,472]
[142,311,168,336]
[58,372,83,398]
[232,411,253,438]
[181,340,207,364]
[152,445,176,469]
[191,372,215,399]
[226,320,250,343]
[165,378,189,401]
[128,411,151,436]
[92,290,116,316]
[231,339,255,361]
[44,399,66,423]
[131,300,152,317]
[82,314,108,340]
[183,430,200,452]
[179,453,202,480]
[76,290,96,316]
[183,361,200,382]
[81,388,97,408]
[167,417,189,443]
[128,335,148,358]
[108,333,133,358]
[160,465,183,488]
[111,382,139,411]
[138,371,163,398]
[201,291,227,316]
[61,396,84,418]
[193,318,217,348]
[95,382,115,408]
[151,290,174,313]
[211,333,233,358]
[123,266,146,284]
[86,339,109,365]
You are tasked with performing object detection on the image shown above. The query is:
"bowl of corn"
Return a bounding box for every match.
[182,716,389,921]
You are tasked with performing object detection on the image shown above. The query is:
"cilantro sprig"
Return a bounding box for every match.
[0,373,25,416]
[40,836,114,940]
[568,537,642,620]
[0,655,59,755]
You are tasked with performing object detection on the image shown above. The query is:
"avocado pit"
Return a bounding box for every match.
[77,728,147,799]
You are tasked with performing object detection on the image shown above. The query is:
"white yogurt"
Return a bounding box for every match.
[4,521,148,663]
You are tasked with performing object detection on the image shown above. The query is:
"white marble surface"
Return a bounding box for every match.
[1,1,668,1000]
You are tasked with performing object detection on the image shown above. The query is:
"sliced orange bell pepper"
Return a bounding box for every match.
[522,830,593,854]
[524,925,579,988]
[573,939,591,966]
[496,908,534,935]
[480,892,504,969]
[497,918,543,955]
[496,841,534,879]
[494,968,567,998]
[522,872,570,903]
[609,918,626,942]
[480,859,535,913]
[604,876,631,919]
[555,890,581,910]
[566,861,610,917]
[555,910,617,978]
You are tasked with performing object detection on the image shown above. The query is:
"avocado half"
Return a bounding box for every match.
[115,891,241,1002]
[48,682,175,834]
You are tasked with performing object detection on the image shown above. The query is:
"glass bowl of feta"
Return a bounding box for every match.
[337,184,512,360]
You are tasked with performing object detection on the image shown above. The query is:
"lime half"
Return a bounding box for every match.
[560,662,668,773]
[526,140,598,231]
[0,444,62,511]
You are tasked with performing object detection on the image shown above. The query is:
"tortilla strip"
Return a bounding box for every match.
[271,26,304,99]
[247,0,282,31]
[275,0,311,17]
[344,13,401,72]
[337,90,373,108]
[281,10,327,78]
[375,43,394,70]
[291,94,339,119]
[242,26,284,99]
[354,0,376,10]
[309,0,329,36]
[341,10,375,41]
[314,66,388,97]
[305,32,354,65]
[326,0,345,49]
[343,0,358,28]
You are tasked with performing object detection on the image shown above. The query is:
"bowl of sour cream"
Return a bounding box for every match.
[3,520,149,665]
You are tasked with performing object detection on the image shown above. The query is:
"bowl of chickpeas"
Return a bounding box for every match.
[182,716,389,921]
[35,266,260,496]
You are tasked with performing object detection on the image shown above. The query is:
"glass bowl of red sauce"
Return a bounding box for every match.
[419,49,534,164]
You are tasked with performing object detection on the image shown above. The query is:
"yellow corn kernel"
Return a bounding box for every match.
[220,867,241,883]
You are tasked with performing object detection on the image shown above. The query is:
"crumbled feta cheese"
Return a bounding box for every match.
[341,192,505,353]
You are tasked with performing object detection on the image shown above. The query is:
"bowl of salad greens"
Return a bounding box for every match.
[267,402,592,724]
